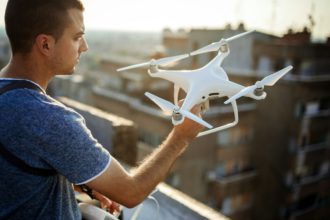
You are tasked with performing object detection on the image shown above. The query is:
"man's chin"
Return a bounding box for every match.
[56,68,75,76]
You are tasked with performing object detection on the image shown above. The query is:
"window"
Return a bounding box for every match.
[235,126,253,144]
[138,130,162,148]
[305,101,319,116]
[217,130,230,145]
[285,172,293,185]
[320,161,329,175]
[294,161,328,182]
[217,127,253,147]
[309,130,328,145]
[295,194,317,211]
[221,192,254,215]
[216,159,252,177]
[213,163,226,178]
[222,197,232,215]
[319,97,330,111]
[295,97,330,118]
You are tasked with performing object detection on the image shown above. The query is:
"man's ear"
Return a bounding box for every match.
[35,34,55,56]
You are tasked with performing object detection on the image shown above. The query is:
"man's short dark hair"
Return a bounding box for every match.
[5,0,84,54]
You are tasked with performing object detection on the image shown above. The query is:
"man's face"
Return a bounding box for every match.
[51,8,88,75]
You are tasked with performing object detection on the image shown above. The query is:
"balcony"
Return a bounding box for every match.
[285,194,330,220]
[298,176,330,198]
[291,142,330,166]
[303,144,330,164]
[210,169,257,197]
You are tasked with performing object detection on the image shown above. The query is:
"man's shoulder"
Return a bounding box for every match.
[1,79,67,110]
[0,79,83,127]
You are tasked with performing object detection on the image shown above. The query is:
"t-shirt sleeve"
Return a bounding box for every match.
[22,96,111,184]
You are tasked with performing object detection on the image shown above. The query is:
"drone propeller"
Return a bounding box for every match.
[190,30,255,56]
[145,92,213,129]
[224,65,293,104]
[117,54,189,72]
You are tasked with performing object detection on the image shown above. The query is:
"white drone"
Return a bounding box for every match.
[117,30,293,137]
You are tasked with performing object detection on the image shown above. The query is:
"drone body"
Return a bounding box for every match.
[118,30,293,137]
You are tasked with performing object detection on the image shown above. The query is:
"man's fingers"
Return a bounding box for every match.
[109,202,121,216]
[190,103,203,116]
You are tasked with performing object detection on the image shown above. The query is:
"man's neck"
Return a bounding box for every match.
[0,54,52,90]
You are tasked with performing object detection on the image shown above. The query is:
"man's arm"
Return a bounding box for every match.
[86,105,204,208]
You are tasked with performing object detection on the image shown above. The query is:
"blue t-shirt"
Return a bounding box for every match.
[0,79,111,219]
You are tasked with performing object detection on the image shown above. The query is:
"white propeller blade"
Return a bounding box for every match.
[117,61,151,72]
[259,65,293,86]
[145,92,213,129]
[224,85,256,104]
[226,30,255,42]
[145,92,175,115]
[117,54,189,72]
[155,54,189,66]
[190,30,255,56]
[190,42,222,56]
[224,65,293,104]
[180,109,213,129]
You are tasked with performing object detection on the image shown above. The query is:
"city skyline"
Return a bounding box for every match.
[0,0,329,40]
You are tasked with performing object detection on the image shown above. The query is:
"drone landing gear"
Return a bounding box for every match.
[197,100,239,137]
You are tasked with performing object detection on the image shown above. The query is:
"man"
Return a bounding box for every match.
[0,0,204,219]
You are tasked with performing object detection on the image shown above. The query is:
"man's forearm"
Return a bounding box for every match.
[130,130,189,198]
[87,105,204,207]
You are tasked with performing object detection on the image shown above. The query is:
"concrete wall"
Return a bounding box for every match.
[58,97,138,166]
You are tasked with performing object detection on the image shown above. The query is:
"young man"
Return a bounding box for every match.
[0,0,204,219]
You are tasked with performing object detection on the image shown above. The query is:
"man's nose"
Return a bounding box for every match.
[80,37,88,52]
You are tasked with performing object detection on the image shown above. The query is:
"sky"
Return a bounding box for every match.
[0,0,329,40]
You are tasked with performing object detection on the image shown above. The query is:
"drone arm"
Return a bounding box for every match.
[179,84,203,113]
[204,42,230,72]
[174,84,180,106]
[217,39,230,64]
[216,49,229,67]
[197,100,239,137]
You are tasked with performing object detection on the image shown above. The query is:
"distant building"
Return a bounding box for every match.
[251,32,330,220]
[163,27,275,72]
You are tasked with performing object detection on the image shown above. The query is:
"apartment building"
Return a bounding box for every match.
[251,32,330,220]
